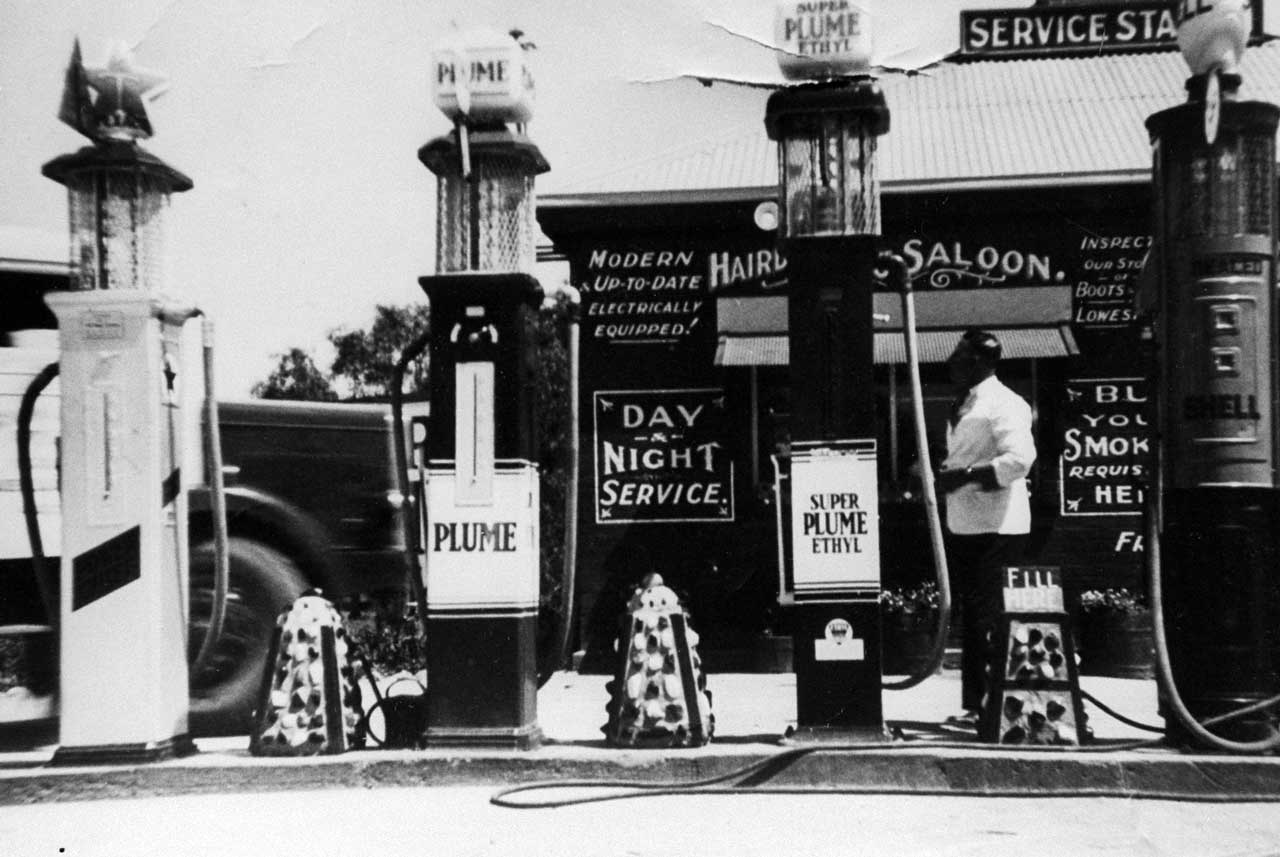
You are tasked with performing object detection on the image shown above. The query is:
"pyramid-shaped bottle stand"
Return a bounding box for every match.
[604,575,714,747]
[250,592,364,755]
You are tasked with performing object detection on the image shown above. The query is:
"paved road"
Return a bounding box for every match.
[3,786,1279,857]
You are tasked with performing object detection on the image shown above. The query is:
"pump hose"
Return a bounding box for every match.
[878,251,952,691]
[17,312,233,679]
[17,362,61,630]
[390,328,434,640]
[1145,450,1280,752]
[190,314,232,678]
[388,290,582,686]
[537,287,581,687]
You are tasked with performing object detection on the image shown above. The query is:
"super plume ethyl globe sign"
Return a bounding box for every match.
[775,0,874,80]
[1177,0,1252,75]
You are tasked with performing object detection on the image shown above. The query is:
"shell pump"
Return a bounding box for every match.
[1143,3,1280,752]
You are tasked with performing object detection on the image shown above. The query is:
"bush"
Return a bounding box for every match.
[1078,588,1148,618]
[880,582,941,630]
[342,591,425,677]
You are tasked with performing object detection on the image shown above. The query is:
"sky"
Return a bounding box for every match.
[0,0,1218,395]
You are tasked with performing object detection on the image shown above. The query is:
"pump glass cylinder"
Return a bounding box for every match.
[64,168,171,291]
[436,159,538,274]
[777,115,880,238]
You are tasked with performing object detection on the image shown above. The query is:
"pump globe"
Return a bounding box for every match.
[1177,0,1251,76]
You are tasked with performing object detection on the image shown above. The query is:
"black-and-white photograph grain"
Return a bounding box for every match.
[3,1,1280,854]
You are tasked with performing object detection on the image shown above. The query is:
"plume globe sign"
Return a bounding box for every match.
[431,28,534,123]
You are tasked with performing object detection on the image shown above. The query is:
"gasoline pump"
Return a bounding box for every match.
[33,41,231,764]
[765,5,893,741]
[1144,2,1280,751]
[405,28,577,749]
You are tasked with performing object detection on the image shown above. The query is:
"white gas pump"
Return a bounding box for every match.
[42,41,200,763]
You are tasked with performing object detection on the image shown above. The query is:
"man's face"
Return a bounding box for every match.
[947,339,981,389]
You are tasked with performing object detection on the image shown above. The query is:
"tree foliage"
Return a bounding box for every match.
[251,347,338,401]
[328,303,431,399]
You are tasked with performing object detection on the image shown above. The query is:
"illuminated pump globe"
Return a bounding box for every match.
[1177,0,1251,76]
[42,142,192,291]
[419,125,549,274]
[764,80,890,239]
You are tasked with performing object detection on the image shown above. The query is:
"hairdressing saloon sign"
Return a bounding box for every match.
[593,388,735,524]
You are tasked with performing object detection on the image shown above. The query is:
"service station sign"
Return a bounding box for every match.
[593,388,734,524]
[961,2,1179,56]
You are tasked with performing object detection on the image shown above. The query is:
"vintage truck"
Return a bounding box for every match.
[2,339,416,735]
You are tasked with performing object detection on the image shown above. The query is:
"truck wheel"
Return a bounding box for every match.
[188,537,305,736]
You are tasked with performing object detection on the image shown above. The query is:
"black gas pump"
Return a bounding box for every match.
[415,30,550,749]
[1145,4,1280,747]
[765,76,890,740]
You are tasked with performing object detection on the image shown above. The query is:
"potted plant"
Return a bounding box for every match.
[1075,588,1155,679]
[879,582,942,676]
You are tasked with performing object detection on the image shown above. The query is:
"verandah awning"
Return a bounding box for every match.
[714,286,1079,366]
[715,326,1078,366]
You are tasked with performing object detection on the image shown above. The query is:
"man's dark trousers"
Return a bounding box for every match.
[947,532,1028,713]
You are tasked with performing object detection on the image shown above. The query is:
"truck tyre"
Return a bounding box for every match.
[188,537,306,736]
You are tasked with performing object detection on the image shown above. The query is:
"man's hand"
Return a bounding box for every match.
[935,466,970,493]
[937,464,1000,492]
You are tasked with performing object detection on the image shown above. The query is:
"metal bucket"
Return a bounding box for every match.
[365,676,427,749]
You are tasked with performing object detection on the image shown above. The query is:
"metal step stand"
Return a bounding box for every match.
[981,566,1089,746]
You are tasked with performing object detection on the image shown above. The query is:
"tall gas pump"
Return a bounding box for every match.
[1146,1,1280,748]
[416,29,547,748]
[42,42,198,763]
[767,3,889,740]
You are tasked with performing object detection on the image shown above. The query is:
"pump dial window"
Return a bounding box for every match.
[1209,305,1240,335]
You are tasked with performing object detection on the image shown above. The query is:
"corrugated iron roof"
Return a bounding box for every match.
[546,43,1280,201]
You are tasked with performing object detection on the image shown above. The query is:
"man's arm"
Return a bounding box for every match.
[938,398,1035,492]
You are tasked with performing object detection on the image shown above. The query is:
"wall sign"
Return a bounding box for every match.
[1059,378,1149,516]
[960,3,1180,57]
[592,388,734,524]
[873,224,1149,331]
[789,439,880,597]
[580,247,709,345]
[1072,233,1150,328]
